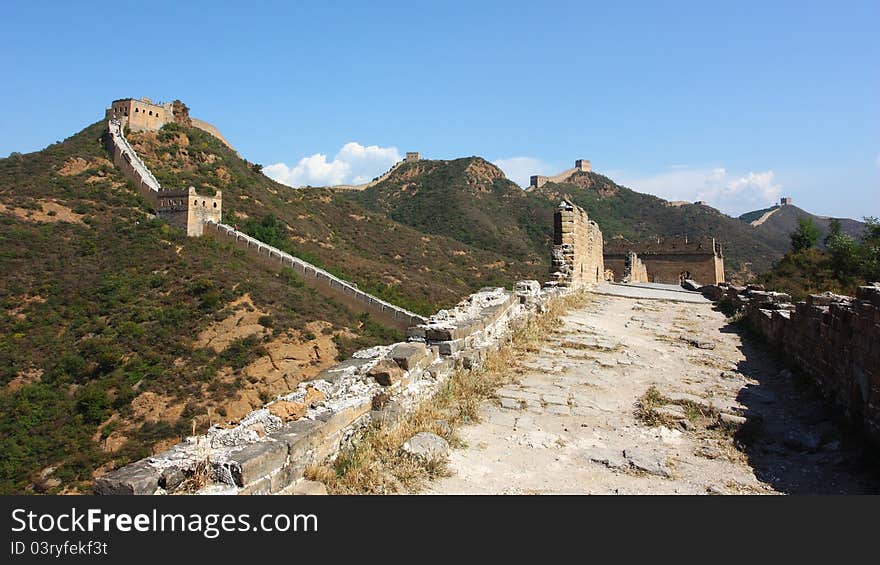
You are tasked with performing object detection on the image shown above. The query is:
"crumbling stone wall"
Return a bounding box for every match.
[709,282,880,447]
[549,200,604,287]
[604,237,724,285]
[94,283,556,495]
[623,252,648,283]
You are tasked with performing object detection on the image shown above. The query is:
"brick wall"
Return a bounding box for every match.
[549,200,604,287]
[715,283,880,446]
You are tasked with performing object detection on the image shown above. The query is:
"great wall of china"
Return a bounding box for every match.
[93,99,880,494]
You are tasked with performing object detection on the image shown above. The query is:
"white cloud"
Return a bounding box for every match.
[613,167,782,216]
[493,156,555,187]
[264,142,401,187]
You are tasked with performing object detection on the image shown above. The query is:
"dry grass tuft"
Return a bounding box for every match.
[306,291,591,494]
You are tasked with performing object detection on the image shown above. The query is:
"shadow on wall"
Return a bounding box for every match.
[714,317,880,494]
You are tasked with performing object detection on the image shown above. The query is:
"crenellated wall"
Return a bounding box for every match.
[548,200,604,287]
[709,282,880,447]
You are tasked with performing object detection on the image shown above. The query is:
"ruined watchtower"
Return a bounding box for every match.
[575,159,591,172]
[780,196,793,206]
[405,152,421,162]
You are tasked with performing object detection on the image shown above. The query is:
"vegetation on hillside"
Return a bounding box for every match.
[0,123,402,493]
[129,127,539,314]
[756,217,879,300]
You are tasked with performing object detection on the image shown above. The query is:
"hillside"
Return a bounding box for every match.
[346,157,556,271]
[0,122,424,493]
[0,121,538,494]
[351,162,790,279]
[530,171,790,277]
[126,124,538,314]
[738,204,866,248]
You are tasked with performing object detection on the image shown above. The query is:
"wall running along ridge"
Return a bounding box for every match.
[203,222,427,331]
[549,200,604,287]
[93,281,558,495]
[703,282,880,447]
[604,237,725,286]
[104,120,221,236]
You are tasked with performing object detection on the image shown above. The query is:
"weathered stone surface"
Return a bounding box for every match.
[371,400,405,426]
[679,335,715,350]
[368,358,405,386]
[268,400,307,422]
[303,387,325,407]
[94,461,161,495]
[718,413,747,426]
[499,397,521,410]
[291,479,328,495]
[654,405,687,421]
[623,449,671,478]
[239,477,271,495]
[390,342,430,370]
[584,448,628,470]
[159,466,186,493]
[402,432,449,463]
[228,439,288,487]
[270,419,321,461]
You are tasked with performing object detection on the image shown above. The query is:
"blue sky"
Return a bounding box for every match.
[2,0,877,218]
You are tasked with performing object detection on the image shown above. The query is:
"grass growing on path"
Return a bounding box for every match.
[306,291,591,494]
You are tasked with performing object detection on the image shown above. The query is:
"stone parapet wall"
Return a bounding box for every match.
[93,282,555,495]
[203,222,426,331]
[549,200,604,287]
[706,282,880,446]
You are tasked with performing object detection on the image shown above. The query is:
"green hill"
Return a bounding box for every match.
[737,203,866,250]
[352,163,789,280]
[0,121,536,494]
[347,157,556,271]
[531,171,789,277]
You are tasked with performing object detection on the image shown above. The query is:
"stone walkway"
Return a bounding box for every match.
[422,293,880,494]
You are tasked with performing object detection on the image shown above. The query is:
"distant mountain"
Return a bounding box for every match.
[349,162,792,279]
[738,203,866,248]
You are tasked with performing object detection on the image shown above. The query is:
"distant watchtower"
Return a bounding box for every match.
[405,152,421,162]
[780,196,793,206]
[575,159,591,172]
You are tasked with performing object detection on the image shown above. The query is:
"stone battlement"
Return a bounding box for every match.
[604,236,724,286]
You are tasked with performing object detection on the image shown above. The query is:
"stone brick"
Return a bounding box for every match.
[228,439,288,487]
[93,460,161,495]
[390,342,431,370]
[368,358,405,385]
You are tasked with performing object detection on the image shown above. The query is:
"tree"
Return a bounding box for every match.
[790,218,820,253]
[824,218,842,247]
